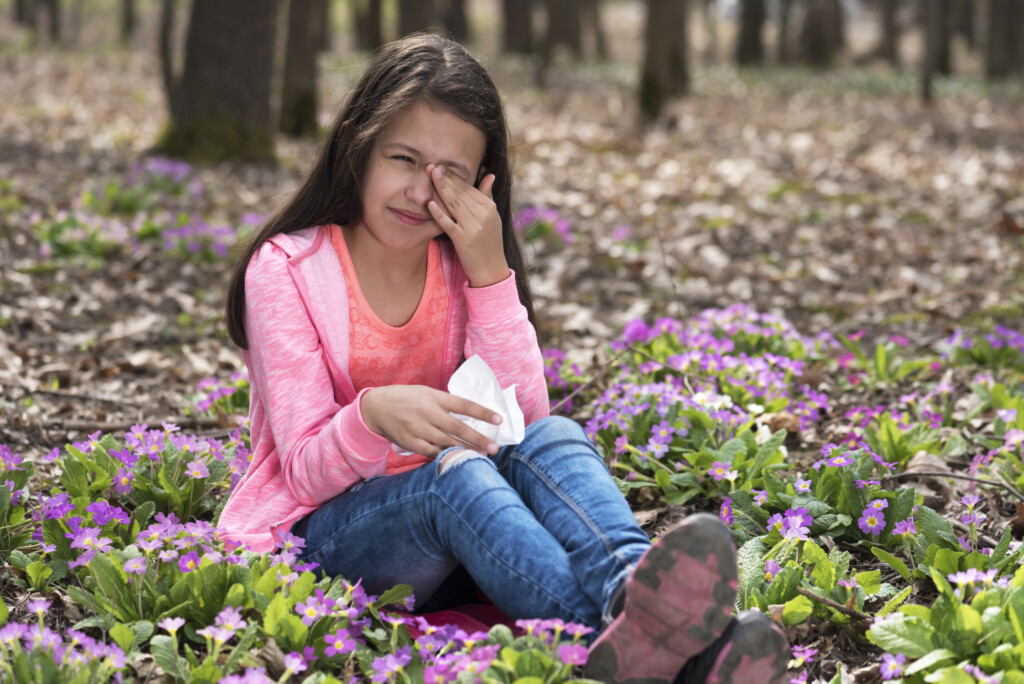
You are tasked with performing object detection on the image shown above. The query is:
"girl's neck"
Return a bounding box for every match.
[341,224,429,286]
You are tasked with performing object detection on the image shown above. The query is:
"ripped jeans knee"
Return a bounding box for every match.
[435,447,492,475]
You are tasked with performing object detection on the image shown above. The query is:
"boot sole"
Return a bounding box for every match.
[704,612,789,684]
[585,513,739,684]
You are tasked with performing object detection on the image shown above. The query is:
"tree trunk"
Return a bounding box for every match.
[159,0,179,120]
[878,0,900,67]
[13,0,31,26]
[36,0,61,42]
[120,0,136,44]
[441,0,469,42]
[736,0,766,66]
[777,0,794,63]
[398,0,437,36]
[352,0,383,52]
[502,0,534,54]
[985,0,1022,78]
[799,0,842,67]
[544,0,582,58]
[313,0,330,52]
[157,0,278,161]
[921,0,941,101]
[701,0,717,63]
[932,0,952,74]
[281,0,319,137]
[950,0,973,48]
[581,0,608,59]
[639,0,689,122]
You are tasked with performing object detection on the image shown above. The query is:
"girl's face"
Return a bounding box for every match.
[354,101,486,253]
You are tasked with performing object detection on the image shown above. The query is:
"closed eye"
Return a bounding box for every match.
[392,155,414,164]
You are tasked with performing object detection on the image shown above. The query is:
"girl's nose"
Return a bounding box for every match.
[406,168,436,206]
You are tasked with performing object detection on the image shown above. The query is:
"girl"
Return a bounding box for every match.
[220,34,788,684]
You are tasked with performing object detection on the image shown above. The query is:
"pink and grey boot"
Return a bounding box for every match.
[675,610,790,684]
[584,513,739,684]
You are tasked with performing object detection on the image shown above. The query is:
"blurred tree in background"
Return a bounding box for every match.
[639,0,690,121]
[155,0,277,161]
[11,0,1022,160]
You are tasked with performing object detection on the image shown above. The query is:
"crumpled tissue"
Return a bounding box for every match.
[446,354,526,446]
[390,355,525,466]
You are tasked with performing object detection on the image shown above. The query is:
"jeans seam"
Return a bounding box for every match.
[509,448,634,578]
[432,491,595,625]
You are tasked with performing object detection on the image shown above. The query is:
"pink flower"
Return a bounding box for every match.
[185,459,210,479]
[178,551,201,573]
[557,642,589,666]
[124,558,147,575]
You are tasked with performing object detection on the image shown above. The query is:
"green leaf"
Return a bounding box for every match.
[954,603,982,638]
[26,560,54,589]
[717,437,748,464]
[867,614,936,658]
[223,623,261,675]
[917,505,958,548]
[73,613,116,631]
[874,343,889,379]
[737,538,767,610]
[488,624,514,648]
[871,547,912,582]
[765,565,802,605]
[991,526,1012,563]
[0,598,7,626]
[781,595,813,625]
[854,569,881,595]
[903,648,956,675]
[501,647,520,669]
[377,584,414,609]
[663,488,702,506]
[931,548,963,578]
[878,585,912,617]
[7,549,31,571]
[927,667,977,684]
[110,622,136,654]
[803,540,835,591]
[150,634,189,679]
[131,620,155,651]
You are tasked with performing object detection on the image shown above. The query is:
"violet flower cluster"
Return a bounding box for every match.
[0,599,128,682]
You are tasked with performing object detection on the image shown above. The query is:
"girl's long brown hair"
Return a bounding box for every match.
[225,34,535,349]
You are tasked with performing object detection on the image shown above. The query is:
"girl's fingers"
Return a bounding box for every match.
[427,199,460,235]
[477,173,496,199]
[430,165,487,218]
[443,395,503,426]
[438,416,499,455]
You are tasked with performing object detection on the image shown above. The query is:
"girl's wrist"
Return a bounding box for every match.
[359,388,382,436]
[467,266,511,289]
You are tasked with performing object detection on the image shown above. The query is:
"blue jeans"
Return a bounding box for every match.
[295,416,651,628]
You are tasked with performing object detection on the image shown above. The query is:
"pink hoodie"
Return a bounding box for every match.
[218,225,550,552]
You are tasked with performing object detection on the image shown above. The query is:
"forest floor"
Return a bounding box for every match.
[1,2,1024,681]
[2,1,1022,460]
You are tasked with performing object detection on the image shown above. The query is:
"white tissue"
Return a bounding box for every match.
[389,355,526,459]
[447,354,525,445]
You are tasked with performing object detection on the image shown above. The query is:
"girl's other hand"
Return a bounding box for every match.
[361,385,503,457]
[426,164,509,288]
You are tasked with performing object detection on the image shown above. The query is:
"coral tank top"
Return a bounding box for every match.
[329,227,449,474]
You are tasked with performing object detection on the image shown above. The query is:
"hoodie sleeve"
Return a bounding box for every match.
[243,241,391,507]
[462,271,551,424]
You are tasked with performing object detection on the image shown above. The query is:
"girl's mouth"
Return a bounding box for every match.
[391,208,430,225]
